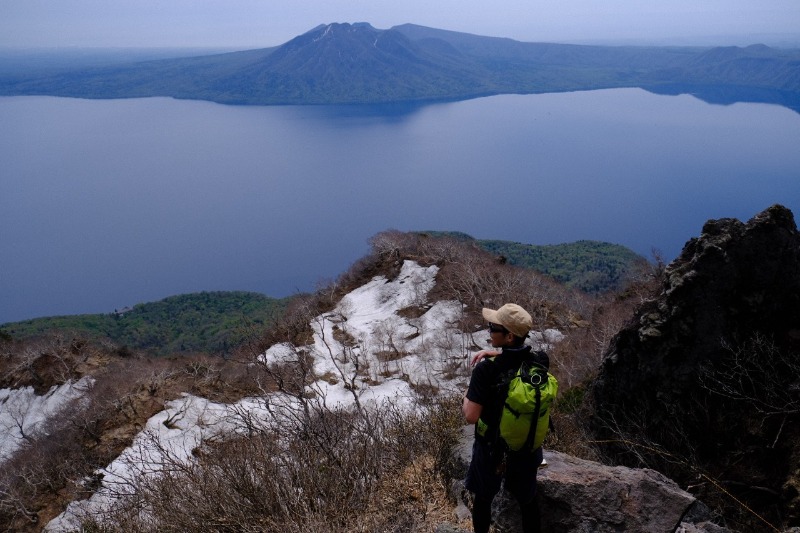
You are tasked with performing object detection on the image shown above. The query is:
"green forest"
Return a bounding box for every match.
[476,239,646,293]
[1,291,288,356]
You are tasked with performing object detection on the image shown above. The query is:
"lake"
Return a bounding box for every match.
[2,89,799,323]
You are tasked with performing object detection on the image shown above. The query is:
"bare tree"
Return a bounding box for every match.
[700,333,800,447]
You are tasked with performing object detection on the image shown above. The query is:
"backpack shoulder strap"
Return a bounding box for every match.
[481,360,519,451]
[531,349,550,370]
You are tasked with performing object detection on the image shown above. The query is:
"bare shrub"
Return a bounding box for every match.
[369,229,423,261]
[700,333,800,420]
[586,330,799,532]
[548,251,663,391]
[542,255,664,463]
[0,334,263,532]
[0,333,96,392]
[83,393,465,532]
[0,409,89,530]
[547,294,636,392]
[254,293,322,350]
[424,236,594,337]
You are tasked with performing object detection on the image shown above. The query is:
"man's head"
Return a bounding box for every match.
[482,303,532,347]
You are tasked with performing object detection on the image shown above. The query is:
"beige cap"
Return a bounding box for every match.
[482,303,532,338]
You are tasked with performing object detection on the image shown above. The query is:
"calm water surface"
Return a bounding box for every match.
[2,90,799,323]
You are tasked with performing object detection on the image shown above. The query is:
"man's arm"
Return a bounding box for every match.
[462,393,483,424]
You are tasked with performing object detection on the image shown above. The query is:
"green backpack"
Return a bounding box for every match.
[477,357,559,453]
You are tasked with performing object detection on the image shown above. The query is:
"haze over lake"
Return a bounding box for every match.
[2,89,799,324]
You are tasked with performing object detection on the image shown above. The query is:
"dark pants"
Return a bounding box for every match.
[465,440,543,533]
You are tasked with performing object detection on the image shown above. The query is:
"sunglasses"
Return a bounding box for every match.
[488,322,509,334]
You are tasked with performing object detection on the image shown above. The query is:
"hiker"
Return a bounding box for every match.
[462,303,549,533]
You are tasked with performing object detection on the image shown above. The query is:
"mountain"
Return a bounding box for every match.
[1,22,799,110]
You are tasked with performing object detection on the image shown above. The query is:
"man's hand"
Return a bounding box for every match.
[470,349,500,366]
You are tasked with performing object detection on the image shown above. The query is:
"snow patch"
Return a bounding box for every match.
[0,377,94,463]
[46,393,241,531]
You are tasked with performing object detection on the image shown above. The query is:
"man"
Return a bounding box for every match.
[462,303,547,533]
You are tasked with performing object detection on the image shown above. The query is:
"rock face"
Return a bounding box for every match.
[537,451,715,533]
[592,205,800,528]
[448,427,730,532]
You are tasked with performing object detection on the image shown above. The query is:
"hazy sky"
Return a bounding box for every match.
[2,0,799,49]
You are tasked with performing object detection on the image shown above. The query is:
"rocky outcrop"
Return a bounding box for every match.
[537,451,707,532]
[445,427,731,533]
[591,205,800,528]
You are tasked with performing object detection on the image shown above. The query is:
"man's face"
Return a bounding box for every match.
[487,322,515,348]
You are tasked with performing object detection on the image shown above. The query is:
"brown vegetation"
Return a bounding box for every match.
[0,334,265,531]
[80,396,467,532]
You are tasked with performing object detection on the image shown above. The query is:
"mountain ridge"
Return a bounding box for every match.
[1,22,798,110]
